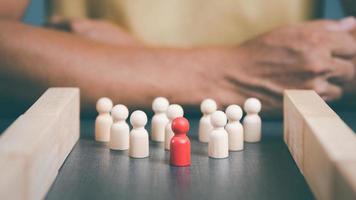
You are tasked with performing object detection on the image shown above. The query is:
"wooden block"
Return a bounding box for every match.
[283,90,337,172]
[0,116,58,200]
[284,90,356,200]
[304,117,356,200]
[283,95,305,171]
[25,88,80,165]
[0,88,80,200]
[335,161,356,200]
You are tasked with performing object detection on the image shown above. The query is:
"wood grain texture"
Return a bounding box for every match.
[284,90,356,200]
[283,90,338,172]
[304,117,356,200]
[0,88,80,200]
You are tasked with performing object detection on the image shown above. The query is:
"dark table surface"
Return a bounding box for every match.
[0,111,355,200]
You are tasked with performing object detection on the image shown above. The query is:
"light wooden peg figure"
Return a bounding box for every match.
[243,98,262,142]
[209,111,229,158]
[95,97,113,142]
[165,104,184,150]
[129,110,149,158]
[110,104,130,150]
[225,105,244,151]
[199,98,217,142]
[151,97,170,142]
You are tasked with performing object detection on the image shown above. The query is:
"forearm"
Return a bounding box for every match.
[0,20,244,114]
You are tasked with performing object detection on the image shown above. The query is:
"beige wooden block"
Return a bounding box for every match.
[25,88,79,116]
[283,95,305,171]
[303,117,356,200]
[25,87,80,168]
[0,156,27,200]
[0,88,80,200]
[0,115,58,200]
[283,90,337,172]
[284,90,356,200]
[335,161,356,200]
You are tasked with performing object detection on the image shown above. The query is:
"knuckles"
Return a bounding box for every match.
[301,53,330,75]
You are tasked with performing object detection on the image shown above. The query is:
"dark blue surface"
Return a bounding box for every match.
[45,118,314,200]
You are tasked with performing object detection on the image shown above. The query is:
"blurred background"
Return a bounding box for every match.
[23,0,347,26]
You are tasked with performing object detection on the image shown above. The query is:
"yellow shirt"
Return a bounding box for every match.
[48,0,316,47]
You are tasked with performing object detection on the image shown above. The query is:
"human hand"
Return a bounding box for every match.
[345,27,356,95]
[227,18,356,112]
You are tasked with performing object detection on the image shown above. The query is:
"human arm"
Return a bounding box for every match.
[1,18,355,116]
[0,19,247,116]
[46,18,141,46]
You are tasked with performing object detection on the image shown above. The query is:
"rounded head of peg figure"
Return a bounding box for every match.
[200,98,217,115]
[130,110,147,128]
[166,104,184,120]
[111,104,129,121]
[225,105,243,121]
[172,117,190,135]
[152,97,169,113]
[210,111,227,128]
[96,97,113,113]
[244,98,261,114]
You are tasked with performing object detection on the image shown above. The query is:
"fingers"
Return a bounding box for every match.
[305,19,353,31]
[327,58,355,84]
[45,16,72,31]
[325,17,356,32]
[306,78,343,101]
[45,18,94,33]
[319,83,343,101]
[321,17,356,57]
[328,31,356,58]
[304,57,353,100]
[69,19,95,34]
[306,18,356,57]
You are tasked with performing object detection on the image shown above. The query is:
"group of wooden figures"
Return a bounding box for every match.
[95,97,262,167]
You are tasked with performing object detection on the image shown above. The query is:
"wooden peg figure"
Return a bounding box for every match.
[199,98,217,143]
[243,98,262,142]
[151,97,169,142]
[165,104,184,150]
[225,105,244,151]
[209,111,229,158]
[129,110,149,158]
[110,104,130,150]
[170,117,191,166]
[95,97,113,142]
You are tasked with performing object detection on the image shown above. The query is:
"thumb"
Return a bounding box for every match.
[326,17,356,31]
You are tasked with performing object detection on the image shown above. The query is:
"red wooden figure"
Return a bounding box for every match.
[170,117,191,166]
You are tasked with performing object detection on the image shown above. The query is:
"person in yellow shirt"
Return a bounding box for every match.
[0,0,355,115]
[48,0,317,46]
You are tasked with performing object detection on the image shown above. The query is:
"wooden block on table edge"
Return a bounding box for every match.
[283,90,356,200]
[0,88,80,200]
[25,88,80,166]
[0,115,60,200]
[283,90,337,172]
[303,117,356,200]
